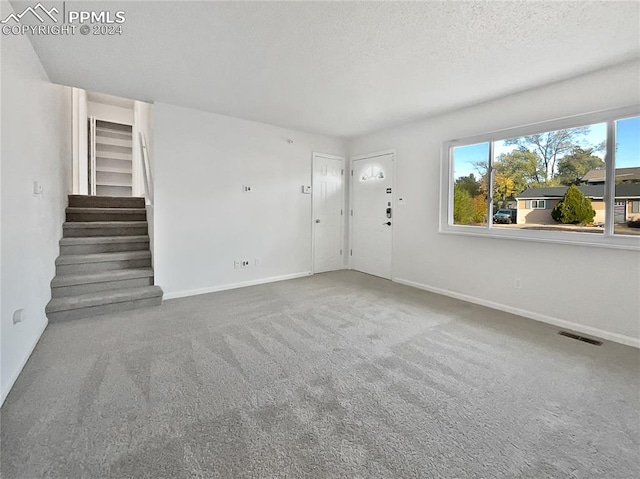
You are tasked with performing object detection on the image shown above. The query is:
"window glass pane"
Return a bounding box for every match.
[613,116,640,236]
[452,143,489,226]
[491,123,606,234]
[360,165,384,181]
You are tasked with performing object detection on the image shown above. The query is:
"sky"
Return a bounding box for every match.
[453,116,639,180]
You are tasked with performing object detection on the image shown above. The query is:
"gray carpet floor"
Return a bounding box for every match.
[1,270,638,478]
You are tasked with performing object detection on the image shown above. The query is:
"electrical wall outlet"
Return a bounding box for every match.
[514,278,522,290]
[236,259,258,268]
[243,185,252,193]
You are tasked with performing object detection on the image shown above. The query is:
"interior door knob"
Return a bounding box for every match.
[383,221,391,226]
[315,219,321,223]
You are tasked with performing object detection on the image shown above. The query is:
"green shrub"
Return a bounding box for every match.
[551,185,595,225]
[453,185,475,225]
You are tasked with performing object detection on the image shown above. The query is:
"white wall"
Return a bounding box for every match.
[349,60,640,347]
[153,103,346,298]
[87,101,133,125]
[1,2,72,404]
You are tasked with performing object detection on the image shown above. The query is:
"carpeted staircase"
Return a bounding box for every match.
[45,195,163,321]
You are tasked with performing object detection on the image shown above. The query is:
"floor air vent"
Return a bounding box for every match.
[558,331,602,346]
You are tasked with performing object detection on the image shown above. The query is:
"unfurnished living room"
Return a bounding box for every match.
[1,1,639,478]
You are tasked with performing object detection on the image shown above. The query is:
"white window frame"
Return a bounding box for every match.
[530,200,546,209]
[440,105,640,251]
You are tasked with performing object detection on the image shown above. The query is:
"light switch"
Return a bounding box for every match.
[302,186,312,194]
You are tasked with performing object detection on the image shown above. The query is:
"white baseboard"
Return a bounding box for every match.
[1,318,48,407]
[393,277,640,349]
[163,271,313,300]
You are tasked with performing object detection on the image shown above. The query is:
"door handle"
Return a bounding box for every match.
[383,221,391,226]
[315,219,321,223]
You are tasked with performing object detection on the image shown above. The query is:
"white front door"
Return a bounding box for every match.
[351,153,394,279]
[313,154,345,273]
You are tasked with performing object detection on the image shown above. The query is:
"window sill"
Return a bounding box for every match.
[439,224,640,251]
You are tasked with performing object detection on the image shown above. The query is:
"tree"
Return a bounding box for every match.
[556,147,604,185]
[453,184,475,225]
[472,194,487,224]
[493,172,515,208]
[551,185,596,225]
[494,149,541,193]
[504,126,590,181]
[455,173,482,198]
[471,160,490,193]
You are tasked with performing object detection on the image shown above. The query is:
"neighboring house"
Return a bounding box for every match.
[516,184,640,225]
[580,166,640,185]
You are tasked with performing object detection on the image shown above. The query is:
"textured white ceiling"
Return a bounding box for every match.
[16,1,640,138]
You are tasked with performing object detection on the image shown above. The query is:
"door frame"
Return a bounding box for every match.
[348,149,396,277]
[311,152,346,274]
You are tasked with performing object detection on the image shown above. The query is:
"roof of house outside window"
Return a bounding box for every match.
[517,183,640,200]
[580,167,640,184]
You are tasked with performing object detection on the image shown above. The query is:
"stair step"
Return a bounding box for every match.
[66,207,146,222]
[56,250,151,274]
[96,120,131,133]
[95,165,133,175]
[95,186,133,198]
[95,128,132,141]
[59,235,150,255]
[95,151,132,162]
[95,136,132,148]
[56,250,151,265]
[47,285,161,312]
[96,143,132,155]
[68,195,145,209]
[52,268,154,287]
[46,286,163,321]
[60,235,150,246]
[63,221,148,237]
[51,269,155,298]
[47,297,162,322]
[53,277,153,298]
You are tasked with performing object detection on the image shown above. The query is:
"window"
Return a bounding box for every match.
[451,143,489,226]
[360,165,385,181]
[527,200,546,209]
[491,122,606,234]
[613,116,640,235]
[443,107,640,249]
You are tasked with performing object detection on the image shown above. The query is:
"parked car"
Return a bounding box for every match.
[493,209,516,224]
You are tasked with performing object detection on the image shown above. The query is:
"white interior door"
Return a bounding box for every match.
[313,154,345,273]
[351,153,394,279]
